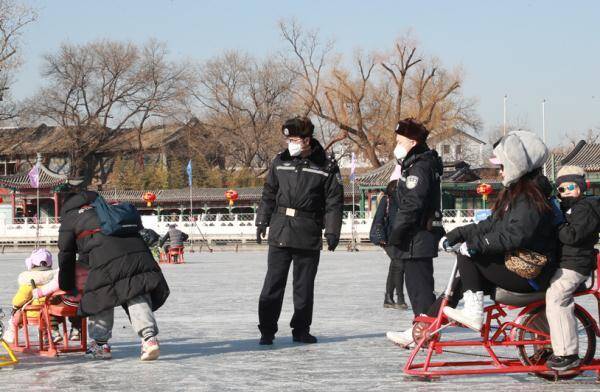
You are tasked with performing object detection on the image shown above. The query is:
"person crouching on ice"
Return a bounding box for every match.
[545,166,600,371]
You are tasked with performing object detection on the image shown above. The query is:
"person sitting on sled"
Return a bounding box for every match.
[439,132,559,334]
[544,165,600,371]
[159,224,188,254]
[3,249,64,344]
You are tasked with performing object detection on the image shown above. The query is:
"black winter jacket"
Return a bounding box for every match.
[256,139,344,250]
[159,228,189,248]
[558,196,600,276]
[446,192,559,288]
[388,144,445,259]
[58,191,170,316]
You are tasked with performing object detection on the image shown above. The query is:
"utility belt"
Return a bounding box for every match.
[276,206,319,220]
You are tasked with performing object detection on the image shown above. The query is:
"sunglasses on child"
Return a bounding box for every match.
[557,184,577,193]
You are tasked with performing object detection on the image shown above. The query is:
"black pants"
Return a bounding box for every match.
[404,257,436,316]
[386,258,406,301]
[426,254,536,317]
[258,246,320,336]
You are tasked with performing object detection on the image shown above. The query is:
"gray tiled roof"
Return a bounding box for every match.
[561,143,600,171]
[100,185,360,204]
[354,160,396,187]
[0,163,68,190]
[545,142,600,179]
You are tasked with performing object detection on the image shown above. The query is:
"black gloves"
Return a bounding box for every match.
[256,226,267,244]
[325,234,339,251]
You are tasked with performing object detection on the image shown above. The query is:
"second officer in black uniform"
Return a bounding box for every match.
[384,118,445,348]
[256,116,344,345]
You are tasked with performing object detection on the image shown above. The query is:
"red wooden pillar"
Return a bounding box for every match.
[11,191,15,222]
[53,192,59,221]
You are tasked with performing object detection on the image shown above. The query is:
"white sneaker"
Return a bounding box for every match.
[51,329,63,344]
[140,337,160,361]
[86,341,112,360]
[69,328,81,341]
[386,327,415,349]
[443,290,484,331]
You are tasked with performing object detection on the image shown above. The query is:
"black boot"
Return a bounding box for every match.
[396,295,408,310]
[384,293,396,309]
[292,330,317,344]
[259,334,274,345]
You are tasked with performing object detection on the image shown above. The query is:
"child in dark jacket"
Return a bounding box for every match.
[546,165,600,371]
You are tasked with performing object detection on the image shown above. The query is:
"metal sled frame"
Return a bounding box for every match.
[403,254,600,380]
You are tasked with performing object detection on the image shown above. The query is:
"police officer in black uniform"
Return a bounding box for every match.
[256,116,344,345]
[384,118,445,347]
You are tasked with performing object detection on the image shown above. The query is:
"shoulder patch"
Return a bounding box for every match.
[406,175,419,189]
[335,172,343,184]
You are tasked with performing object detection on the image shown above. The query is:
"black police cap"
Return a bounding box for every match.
[281,117,314,138]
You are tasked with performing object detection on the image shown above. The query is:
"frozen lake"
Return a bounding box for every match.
[0,250,598,391]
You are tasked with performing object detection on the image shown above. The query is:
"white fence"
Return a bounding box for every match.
[0,210,477,247]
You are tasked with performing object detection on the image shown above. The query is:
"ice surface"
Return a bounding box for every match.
[0,251,598,391]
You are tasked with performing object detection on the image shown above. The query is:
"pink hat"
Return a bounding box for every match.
[489,156,502,165]
[25,248,53,270]
[390,164,403,181]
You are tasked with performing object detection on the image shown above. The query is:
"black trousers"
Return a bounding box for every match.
[426,254,536,317]
[258,246,320,336]
[404,257,436,316]
[386,258,406,301]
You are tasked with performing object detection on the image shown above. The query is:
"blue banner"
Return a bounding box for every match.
[186,160,193,187]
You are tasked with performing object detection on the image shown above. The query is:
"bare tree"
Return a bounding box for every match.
[23,39,192,180]
[191,50,296,174]
[124,40,194,165]
[0,0,36,121]
[280,21,481,168]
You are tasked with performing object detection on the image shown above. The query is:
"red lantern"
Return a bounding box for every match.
[143,191,157,207]
[225,189,239,207]
[476,183,493,201]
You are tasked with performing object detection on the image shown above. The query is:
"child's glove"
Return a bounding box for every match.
[31,288,44,300]
[438,236,450,251]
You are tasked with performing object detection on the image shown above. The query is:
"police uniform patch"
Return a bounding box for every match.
[283,128,289,136]
[406,175,419,189]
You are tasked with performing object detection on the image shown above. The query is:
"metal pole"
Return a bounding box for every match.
[35,153,41,249]
[503,95,508,136]
[35,186,40,249]
[542,99,547,176]
[351,178,356,251]
[189,183,194,251]
[542,99,547,144]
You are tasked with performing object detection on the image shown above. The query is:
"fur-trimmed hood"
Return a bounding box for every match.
[493,131,548,187]
[17,268,57,287]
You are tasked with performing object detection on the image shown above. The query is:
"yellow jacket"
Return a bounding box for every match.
[12,268,57,318]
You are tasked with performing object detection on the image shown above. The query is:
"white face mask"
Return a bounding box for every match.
[394,144,408,160]
[288,141,303,157]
